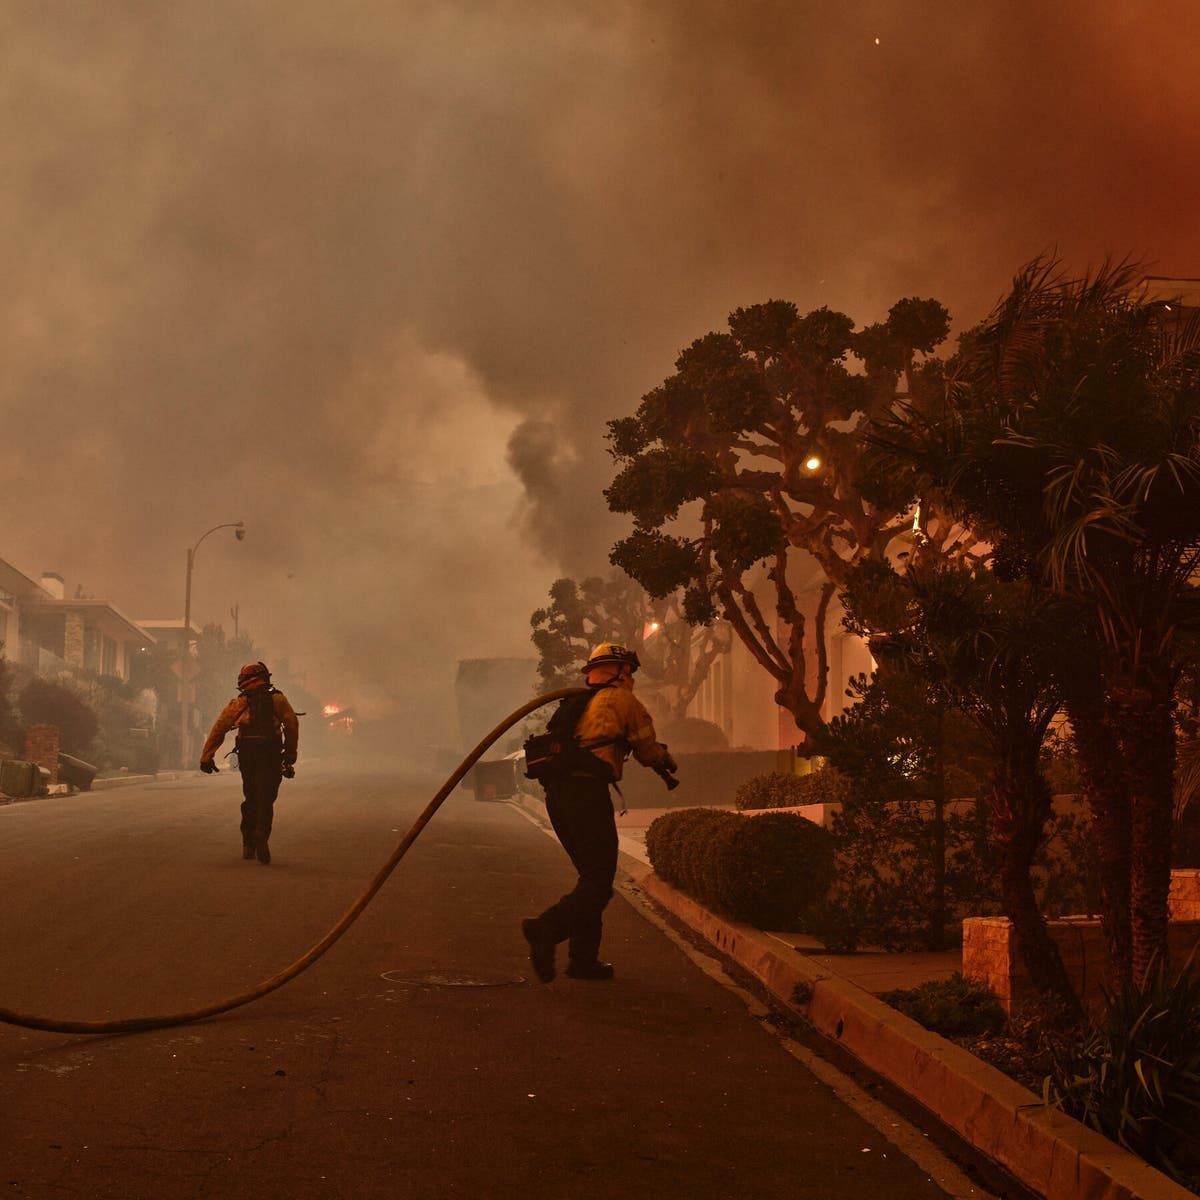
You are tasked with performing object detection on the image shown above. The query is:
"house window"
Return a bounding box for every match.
[102,635,117,677]
[84,627,102,672]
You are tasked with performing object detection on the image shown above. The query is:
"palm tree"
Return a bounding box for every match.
[875,259,1200,985]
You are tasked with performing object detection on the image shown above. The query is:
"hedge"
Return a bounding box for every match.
[646,807,834,929]
[734,768,851,811]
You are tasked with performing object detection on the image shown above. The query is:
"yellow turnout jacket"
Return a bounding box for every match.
[575,685,670,781]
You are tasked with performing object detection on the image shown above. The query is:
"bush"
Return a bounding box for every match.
[1048,965,1200,1190]
[881,973,1006,1037]
[812,666,996,951]
[18,677,99,756]
[735,768,851,811]
[1036,808,1101,917]
[646,807,734,898]
[646,806,834,928]
[802,795,1001,952]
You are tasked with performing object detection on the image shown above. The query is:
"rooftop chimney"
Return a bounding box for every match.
[40,572,65,600]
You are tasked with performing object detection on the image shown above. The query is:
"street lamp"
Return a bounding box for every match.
[180,521,246,765]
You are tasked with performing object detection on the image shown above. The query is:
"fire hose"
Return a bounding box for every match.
[0,687,587,1037]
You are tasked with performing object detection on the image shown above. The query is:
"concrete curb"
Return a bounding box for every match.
[90,774,158,791]
[639,872,1193,1200]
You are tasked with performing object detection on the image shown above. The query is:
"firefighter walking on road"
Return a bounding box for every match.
[199,661,299,865]
[522,643,677,982]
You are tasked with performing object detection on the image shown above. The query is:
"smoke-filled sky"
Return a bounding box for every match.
[2,2,1198,741]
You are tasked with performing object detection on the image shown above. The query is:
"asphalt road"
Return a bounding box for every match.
[1,769,962,1199]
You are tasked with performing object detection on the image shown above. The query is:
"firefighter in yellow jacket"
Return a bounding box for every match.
[199,661,299,865]
[522,643,676,982]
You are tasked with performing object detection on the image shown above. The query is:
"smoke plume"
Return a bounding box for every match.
[1,2,1196,743]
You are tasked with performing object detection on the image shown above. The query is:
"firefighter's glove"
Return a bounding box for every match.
[199,760,218,775]
[660,747,678,774]
[281,762,296,780]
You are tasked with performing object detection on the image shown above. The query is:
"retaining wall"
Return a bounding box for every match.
[964,882,1200,1014]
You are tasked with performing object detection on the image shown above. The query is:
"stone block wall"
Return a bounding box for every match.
[1170,869,1200,920]
[63,611,85,669]
[964,891,1200,1015]
[24,723,59,784]
[961,917,1016,1010]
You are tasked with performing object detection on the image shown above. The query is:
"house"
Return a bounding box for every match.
[686,573,873,752]
[0,559,154,682]
[1135,275,1200,309]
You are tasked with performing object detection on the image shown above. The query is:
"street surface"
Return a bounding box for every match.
[2,769,976,1199]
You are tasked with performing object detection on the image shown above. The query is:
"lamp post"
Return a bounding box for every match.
[180,521,246,766]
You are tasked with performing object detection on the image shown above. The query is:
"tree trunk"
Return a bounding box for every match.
[930,790,947,951]
[1067,698,1133,986]
[1116,690,1176,985]
[991,749,1082,1020]
[928,713,948,951]
[776,677,827,749]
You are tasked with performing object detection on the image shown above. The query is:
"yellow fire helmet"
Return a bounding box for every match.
[583,643,641,673]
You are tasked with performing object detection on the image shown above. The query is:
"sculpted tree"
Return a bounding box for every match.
[605,297,951,745]
[530,573,729,724]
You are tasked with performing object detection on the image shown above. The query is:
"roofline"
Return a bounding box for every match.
[28,599,156,644]
[134,618,202,636]
[0,558,54,600]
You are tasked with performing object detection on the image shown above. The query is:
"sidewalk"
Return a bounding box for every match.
[578,798,1193,1200]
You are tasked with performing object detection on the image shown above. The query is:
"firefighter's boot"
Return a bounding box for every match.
[565,959,615,981]
[521,918,556,983]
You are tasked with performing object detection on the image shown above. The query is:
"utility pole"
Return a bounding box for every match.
[230,604,240,640]
[180,522,246,767]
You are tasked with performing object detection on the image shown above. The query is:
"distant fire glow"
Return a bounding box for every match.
[804,455,822,471]
[323,702,355,734]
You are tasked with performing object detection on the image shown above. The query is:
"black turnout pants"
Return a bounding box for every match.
[238,741,283,847]
[538,775,618,965]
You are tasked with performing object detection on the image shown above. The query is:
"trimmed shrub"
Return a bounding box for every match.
[645,807,732,898]
[734,767,851,811]
[720,811,836,927]
[881,973,1006,1037]
[646,806,834,928]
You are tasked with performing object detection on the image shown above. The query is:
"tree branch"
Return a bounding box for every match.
[811,580,836,713]
[716,581,789,683]
[737,577,792,674]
